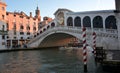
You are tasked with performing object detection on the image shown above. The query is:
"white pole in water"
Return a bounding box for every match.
[82,27,87,72]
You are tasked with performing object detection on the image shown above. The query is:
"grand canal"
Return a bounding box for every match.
[0,48,108,73]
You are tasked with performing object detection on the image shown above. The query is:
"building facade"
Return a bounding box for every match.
[39,16,52,30]
[0,21,7,49]
[0,1,41,49]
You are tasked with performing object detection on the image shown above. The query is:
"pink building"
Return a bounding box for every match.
[0,1,41,48]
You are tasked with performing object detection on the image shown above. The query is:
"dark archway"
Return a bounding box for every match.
[83,16,91,27]
[105,15,117,29]
[93,16,103,28]
[67,17,73,26]
[74,16,81,27]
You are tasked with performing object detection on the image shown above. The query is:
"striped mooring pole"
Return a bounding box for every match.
[92,32,96,57]
[82,27,87,72]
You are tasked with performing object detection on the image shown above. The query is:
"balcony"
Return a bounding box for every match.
[0,30,8,35]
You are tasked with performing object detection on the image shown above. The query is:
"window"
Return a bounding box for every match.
[2,25,5,31]
[33,27,36,31]
[2,15,4,19]
[51,22,55,27]
[14,14,16,17]
[33,18,36,20]
[34,35,36,37]
[14,37,16,39]
[2,35,5,39]
[26,26,30,30]
[7,23,9,31]
[74,16,81,27]
[6,13,9,15]
[93,16,103,28]
[14,31,16,35]
[105,15,117,29]
[83,16,91,27]
[27,32,30,35]
[7,36,9,39]
[37,33,39,35]
[20,32,24,35]
[27,17,30,19]
[13,23,16,30]
[67,17,73,26]
[20,25,24,29]
[27,37,30,39]
[21,37,23,40]
[20,16,23,18]
[2,7,5,11]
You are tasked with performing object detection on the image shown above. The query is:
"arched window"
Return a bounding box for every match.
[67,17,73,26]
[51,22,55,27]
[83,16,91,27]
[105,15,117,29]
[37,33,39,35]
[43,28,46,31]
[47,25,50,29]
[40,31,42,33]
[93,16,103,28]
[74,16,81,27]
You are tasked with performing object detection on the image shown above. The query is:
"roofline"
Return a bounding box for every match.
[0,1,7,6]
[67,10,117,15]
[54,8,73,15]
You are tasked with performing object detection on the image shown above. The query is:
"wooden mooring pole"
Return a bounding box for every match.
[82,27,87,72]
[92,32,96,57]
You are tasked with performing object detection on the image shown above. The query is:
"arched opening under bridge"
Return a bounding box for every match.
[38,33,83,48]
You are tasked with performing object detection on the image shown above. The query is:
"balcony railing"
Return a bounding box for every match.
[28,25,118,45]
[0,30,8,35]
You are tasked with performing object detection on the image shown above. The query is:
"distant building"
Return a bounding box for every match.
[39,16,52,29]
[0,21,7,49]
[0,0,41,49]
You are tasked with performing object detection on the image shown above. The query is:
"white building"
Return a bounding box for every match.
[0,21,7,49]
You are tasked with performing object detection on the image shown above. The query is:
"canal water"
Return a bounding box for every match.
[0,48,108,73]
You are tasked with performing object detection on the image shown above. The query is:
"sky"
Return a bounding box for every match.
[5,0,115,19]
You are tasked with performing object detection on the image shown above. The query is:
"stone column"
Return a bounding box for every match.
[103,17,106,32]
[115,0,120,11]
[115,0,120,50]
[116,14,120,50]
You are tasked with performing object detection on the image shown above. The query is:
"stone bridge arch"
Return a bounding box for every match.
[37,31,83,48]
[38,32,83,48]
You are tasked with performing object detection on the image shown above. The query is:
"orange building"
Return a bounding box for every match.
[0,1,41,48]
[39,16,52,29]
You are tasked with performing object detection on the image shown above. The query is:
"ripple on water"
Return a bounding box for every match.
[0,49,109,73]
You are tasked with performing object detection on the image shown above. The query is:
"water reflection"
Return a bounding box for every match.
[0,48,108,73]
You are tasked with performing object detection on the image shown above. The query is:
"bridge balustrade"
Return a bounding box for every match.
[28,25,118,45]
[37,25,118,38]
[106,29,118,33]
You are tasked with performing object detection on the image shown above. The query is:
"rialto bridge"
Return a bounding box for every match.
[27,8,120,50]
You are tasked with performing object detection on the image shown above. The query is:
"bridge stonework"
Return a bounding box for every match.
[28,26,118,50]
[28,5,120,50]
